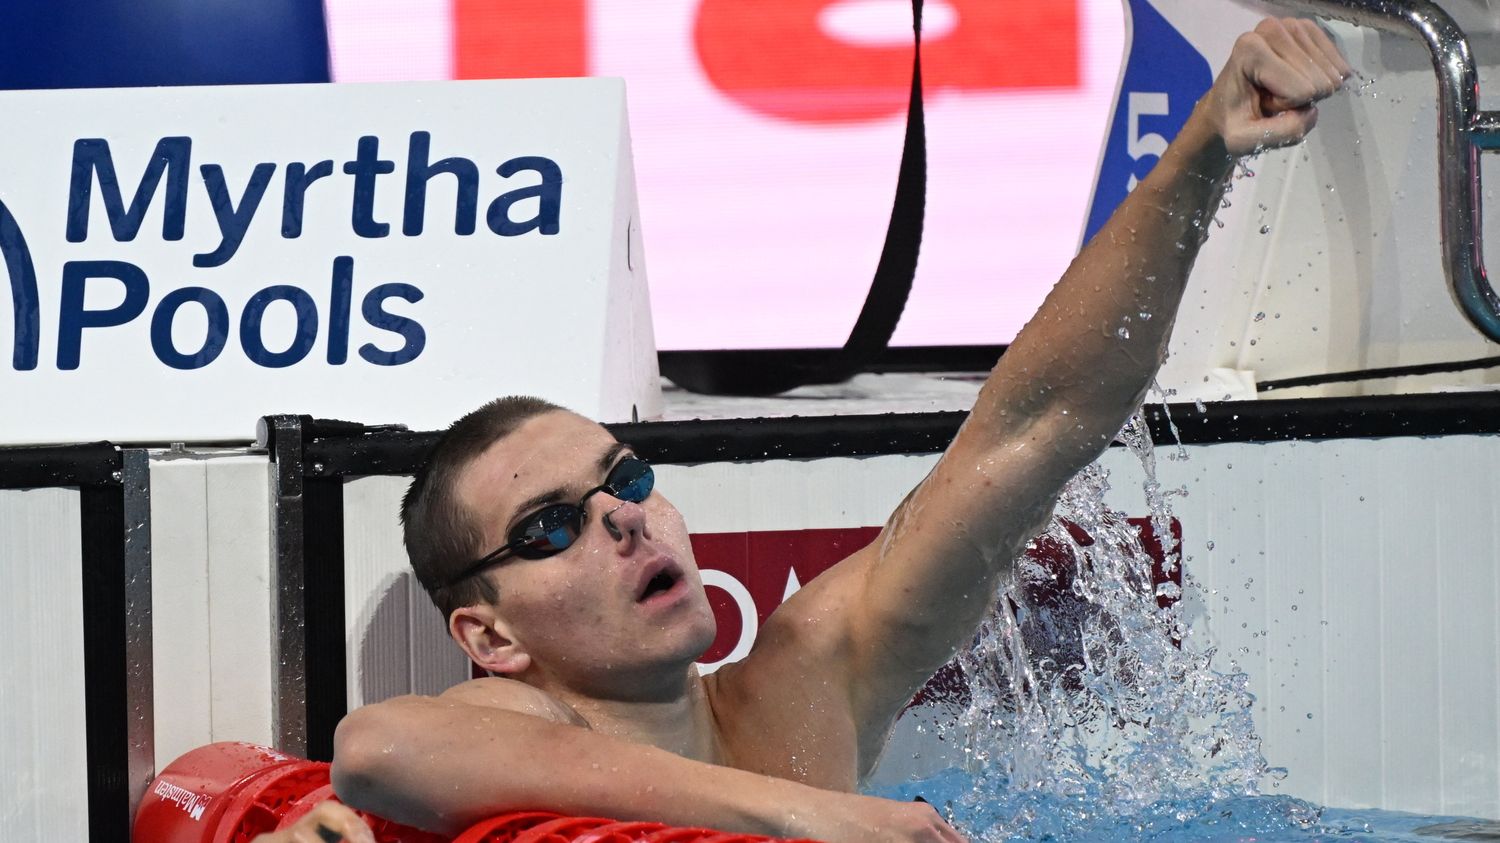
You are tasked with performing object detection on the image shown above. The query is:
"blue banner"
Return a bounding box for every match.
[1083,0,1213,244]
[0,0,329,90]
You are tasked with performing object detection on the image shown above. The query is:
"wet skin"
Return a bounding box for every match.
[451,410,718,705]
[447,410,866,787]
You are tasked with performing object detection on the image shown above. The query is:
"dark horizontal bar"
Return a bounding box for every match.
[302,412,969,478]
[1147,391,1500,444]
[615,412,969,464]
[299,391,1500,479]
[303,429,440,478]
[869,344,1003,373]
[0,442,122,488]
[1258,354,1500,392]
[659,345,1005,378]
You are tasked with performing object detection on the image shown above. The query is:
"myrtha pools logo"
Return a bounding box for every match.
[5,133,564,372]
[1,196,39,370]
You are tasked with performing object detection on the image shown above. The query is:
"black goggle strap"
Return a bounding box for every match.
[445,512,564,587]
[447,535,531,588]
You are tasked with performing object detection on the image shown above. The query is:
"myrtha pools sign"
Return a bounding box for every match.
[0,78,660,444]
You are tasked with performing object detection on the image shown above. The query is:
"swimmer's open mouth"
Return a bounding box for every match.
[636,561,683,602]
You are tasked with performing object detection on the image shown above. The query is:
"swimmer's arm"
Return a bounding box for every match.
[770,19,1350,769]
[330,679,950,841]
[975,18,1349,479]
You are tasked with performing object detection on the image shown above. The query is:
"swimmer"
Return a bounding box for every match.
[330,18,1350,843]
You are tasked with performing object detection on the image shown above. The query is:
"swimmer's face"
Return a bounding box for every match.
[453,410,716,695]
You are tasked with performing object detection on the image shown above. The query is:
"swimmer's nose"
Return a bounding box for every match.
[602,503,626,540]
[599,498,649,546]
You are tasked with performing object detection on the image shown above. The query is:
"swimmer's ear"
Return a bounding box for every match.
[449,604,531,676]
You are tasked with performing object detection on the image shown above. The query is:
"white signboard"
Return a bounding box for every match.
[0,78,661,445]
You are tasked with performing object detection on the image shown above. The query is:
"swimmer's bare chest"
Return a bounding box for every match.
[701,658,863,792]
[693,553,882,792]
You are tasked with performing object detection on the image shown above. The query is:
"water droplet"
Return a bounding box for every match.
[1259,225,1271,235]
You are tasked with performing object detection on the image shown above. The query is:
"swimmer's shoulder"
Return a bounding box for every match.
[439,676,589,728]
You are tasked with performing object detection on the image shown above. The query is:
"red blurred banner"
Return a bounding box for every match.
[452,1,1081,123]
[696,0,1080,122]
[453,0,590,79]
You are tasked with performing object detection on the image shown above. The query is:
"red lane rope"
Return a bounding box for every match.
[137,743,823,843]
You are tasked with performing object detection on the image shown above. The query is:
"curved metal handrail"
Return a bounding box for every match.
[1264,0,1500,343]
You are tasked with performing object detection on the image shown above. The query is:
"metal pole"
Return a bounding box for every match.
[264,415,309,757]
[120,449,154,824]
[1264,0,1500,342]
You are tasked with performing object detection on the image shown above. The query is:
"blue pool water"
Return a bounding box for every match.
[872,768,1497,842]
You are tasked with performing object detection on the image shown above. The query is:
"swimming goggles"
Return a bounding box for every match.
[449,456,656,586]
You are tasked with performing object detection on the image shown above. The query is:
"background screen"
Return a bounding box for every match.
[325,0,1126,350]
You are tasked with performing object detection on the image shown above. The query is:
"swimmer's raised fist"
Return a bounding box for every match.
[250,800,376,843]
[1201,17,1353,155]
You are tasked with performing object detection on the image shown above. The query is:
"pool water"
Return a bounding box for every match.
[871,770,1499,842]
[864,410,1497,842]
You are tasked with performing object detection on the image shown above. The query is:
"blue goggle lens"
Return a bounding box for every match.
[510,457,654,558]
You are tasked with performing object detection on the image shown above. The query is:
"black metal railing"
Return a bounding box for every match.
[0,442,152,843]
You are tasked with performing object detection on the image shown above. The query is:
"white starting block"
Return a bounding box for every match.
[0,77,661,444]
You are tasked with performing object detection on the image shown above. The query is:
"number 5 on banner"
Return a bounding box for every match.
[1126,91,1170,192]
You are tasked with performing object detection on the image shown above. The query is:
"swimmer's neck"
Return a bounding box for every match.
[553,668,724,764]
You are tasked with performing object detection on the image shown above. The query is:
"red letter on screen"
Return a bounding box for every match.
[452,0,589,79]
[695,0,1080,123]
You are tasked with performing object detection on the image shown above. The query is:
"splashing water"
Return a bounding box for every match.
[868,403,1495,839]
[881,407,1322,840]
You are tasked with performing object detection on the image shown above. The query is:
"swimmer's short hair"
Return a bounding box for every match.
[403,396,564,620]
